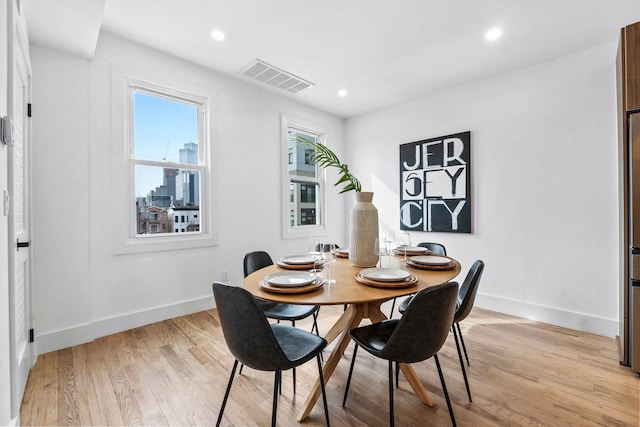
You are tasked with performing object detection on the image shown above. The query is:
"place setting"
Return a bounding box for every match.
[335,248,349,258]
[355,267,418,288]
[276,254,323,270]
[393,246,430,256]
[405,255,456,270]
[259,271,325,294]
[392,232,430,256]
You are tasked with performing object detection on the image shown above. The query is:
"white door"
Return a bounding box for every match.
[8,21,32,417]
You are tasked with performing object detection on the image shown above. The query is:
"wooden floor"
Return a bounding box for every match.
[20,303,640,426]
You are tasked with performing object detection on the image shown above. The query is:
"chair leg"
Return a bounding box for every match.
[216,359,238,427]
[388,360,395,427]
[452,326,472,402]
[312,311,320,335]
[317,354,331,426]
[456,322,470,366]
[389,297,396,318]
[395,362,399,388]
[290,320,298,393]
[272,370,280,427]
[434,354,457,427]
[239,363,244,376]
[342,343,359,407]
[293,367,296,395]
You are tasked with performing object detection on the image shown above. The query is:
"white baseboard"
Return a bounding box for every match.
[36,296,215,354]
[475,292,619,338]
[36,292,619,354]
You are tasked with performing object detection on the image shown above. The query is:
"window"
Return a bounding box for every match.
[129,83,207,239]
[300,208,316,225]
[281,116,326,239]
[300,184,316,203]
[304,149,314,165]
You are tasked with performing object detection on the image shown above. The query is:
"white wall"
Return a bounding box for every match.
[345,41,620,336]
[30,32,346,353]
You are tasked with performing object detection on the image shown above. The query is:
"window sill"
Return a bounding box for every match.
[113,232,217,255]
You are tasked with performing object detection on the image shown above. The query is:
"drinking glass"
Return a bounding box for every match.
[399,232,411,263]
[384,231,395,259]
[322,243,337,283]
[308,237,322,273]
[375,237,388,268]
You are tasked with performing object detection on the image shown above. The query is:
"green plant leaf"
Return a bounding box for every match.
[296,135,362,193]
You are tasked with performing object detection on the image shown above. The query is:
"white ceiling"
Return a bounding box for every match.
[21,0,640,118]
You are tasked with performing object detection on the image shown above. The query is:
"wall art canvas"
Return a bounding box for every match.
[399,131,471,233]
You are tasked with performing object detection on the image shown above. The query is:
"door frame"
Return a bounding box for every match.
[7,1,34,418]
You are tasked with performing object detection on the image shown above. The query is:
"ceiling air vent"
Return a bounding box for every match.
[240,59,314,94]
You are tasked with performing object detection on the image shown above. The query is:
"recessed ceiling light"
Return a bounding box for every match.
[338,89,348,97]
[211,29,226,41]
[485,27,502,41]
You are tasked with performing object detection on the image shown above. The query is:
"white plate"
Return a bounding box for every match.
[360,268,410,282]
[395,246,428,254]
[281,255,316,265]
[410,255,450,266]
[264,272,317,287]
[335,248,349,254]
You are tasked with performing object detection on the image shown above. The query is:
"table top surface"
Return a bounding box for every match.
[242,255,461,306]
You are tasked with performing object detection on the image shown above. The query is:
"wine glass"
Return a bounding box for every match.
[308,237,322,273]
[384,231,395,259]
[399,232,411,263]
[322,243,337,283]
[375,237,388,268]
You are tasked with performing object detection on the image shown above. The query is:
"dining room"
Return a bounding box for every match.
[2,0,640,425]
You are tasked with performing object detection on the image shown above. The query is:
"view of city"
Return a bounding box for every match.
[133,91,201,235]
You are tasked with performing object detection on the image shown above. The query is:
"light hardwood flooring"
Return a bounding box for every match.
[20,303,640,426]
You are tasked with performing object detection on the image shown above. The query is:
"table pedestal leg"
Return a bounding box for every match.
[366,302,434,407]
[297,301,433,422]
[297,304,364,421]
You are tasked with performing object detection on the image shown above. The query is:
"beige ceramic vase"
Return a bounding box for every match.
[348,191,379,267]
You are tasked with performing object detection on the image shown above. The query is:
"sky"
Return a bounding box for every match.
[134,91,198,197]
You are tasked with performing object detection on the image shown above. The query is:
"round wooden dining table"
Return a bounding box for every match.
[242,254,461,422]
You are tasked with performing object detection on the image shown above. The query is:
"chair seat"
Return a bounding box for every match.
[350,319,399,358]
[257,300,318,321]
[272,323,326,368]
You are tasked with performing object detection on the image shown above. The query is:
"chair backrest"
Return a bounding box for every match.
[381,281,458,364]
[417,242,447,256]
[315,243,340,252]
[455,260,485,323]
[243,251,274,277]
[212,281,290,370]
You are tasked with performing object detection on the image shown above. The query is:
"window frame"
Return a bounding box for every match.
[281,115,327,240]
[111,75,215,254]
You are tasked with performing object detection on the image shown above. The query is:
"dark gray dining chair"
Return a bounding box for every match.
[417,241,447,255]
[343,282,459,426]
[244,251,320,335]
[212,281,330,427]
[398,259,484,402]
[242,251,320,393]
[388,241,447,317]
